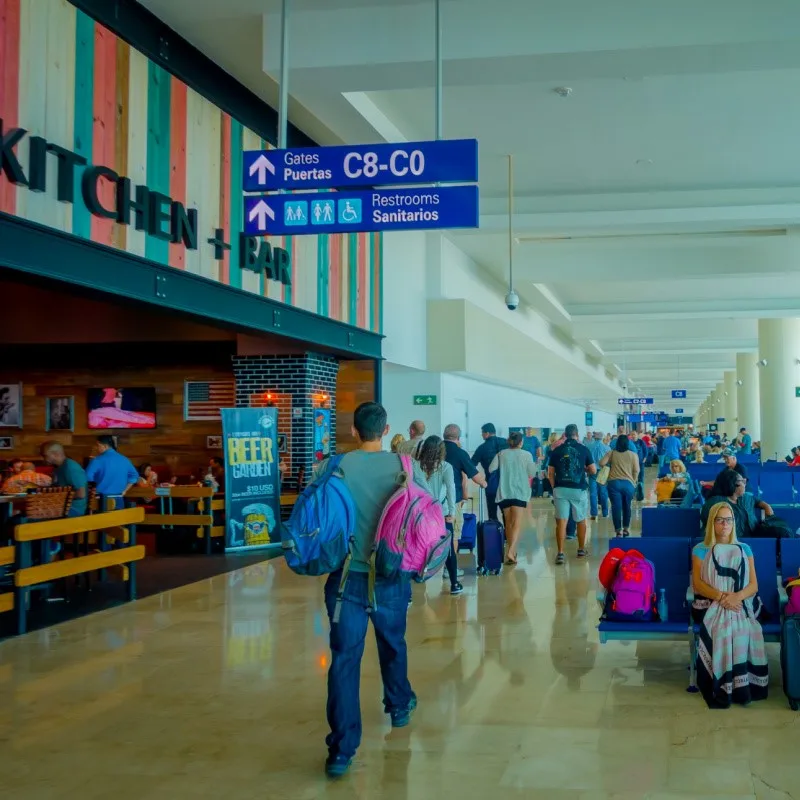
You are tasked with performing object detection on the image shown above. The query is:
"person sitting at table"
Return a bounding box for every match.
[700,468,773,537]
[1,458,52,494]
[691,501,768,708]
[40,442,88,517]
[138,463,159,488]
[85,435,138,509]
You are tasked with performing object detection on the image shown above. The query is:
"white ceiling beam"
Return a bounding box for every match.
[572,297,800,321]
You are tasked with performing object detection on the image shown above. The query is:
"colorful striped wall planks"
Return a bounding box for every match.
[0,0,383,333]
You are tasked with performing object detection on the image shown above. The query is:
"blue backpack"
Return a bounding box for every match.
[281,454,356,576]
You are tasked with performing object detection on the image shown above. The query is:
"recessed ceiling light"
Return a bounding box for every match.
[636,158,653,166]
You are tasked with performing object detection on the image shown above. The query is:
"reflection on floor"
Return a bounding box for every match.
[0,497,794,799]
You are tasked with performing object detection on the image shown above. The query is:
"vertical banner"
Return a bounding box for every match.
[221,407,281,551]
[313,408,332,464]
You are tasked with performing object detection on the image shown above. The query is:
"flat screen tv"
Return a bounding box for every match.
[87,387,157,430]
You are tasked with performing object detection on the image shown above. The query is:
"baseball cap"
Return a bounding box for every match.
[722,448,735,457]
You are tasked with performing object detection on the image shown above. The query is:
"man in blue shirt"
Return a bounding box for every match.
[41,441,88,516]
[85,435,138,507]
[522,427,542,461]
[737,427,753,455]
[662,428,682,463]
[586,432,610,520]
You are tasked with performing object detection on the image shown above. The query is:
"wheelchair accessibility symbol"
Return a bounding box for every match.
[337,199,362,225]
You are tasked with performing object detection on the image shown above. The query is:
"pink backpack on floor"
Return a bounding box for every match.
[374,455,449,582]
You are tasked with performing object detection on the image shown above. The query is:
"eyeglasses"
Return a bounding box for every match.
[714,516,734,526]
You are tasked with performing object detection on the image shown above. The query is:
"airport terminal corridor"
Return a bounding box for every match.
[1,492,793,799]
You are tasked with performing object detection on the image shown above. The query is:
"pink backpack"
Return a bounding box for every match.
[374,455,449,582]
[604,550,657,621]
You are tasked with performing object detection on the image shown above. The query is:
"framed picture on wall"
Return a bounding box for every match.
[277,433,287,454]
[0,436,13,450]
[46,396,74,432]
[206,435,223,449]
[0,384,22,428]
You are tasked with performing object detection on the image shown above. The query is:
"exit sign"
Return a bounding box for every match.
[413,395,437,406]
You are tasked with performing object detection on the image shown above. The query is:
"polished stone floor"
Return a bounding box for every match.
[0,496,796,799]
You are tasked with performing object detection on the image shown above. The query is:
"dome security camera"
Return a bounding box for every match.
[505,290,520,311]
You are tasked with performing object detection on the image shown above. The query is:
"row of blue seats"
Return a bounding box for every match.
[686,462,799,504]
[641,506,800,538]
[597,536,800,689]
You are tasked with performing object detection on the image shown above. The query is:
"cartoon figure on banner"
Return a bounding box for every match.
[229,502,277,548]
[314,409,331,463]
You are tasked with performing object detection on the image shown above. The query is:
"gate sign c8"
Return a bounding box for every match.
[243,139,479,192]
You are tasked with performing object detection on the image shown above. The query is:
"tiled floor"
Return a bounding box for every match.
[0,495,796,799]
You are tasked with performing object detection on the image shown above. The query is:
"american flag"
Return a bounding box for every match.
[184,381,236,420]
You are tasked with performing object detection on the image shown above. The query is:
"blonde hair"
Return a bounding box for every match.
[547,432,559,446]
[670,459,686,474]
[694,450,705,463]
[703,501,739,547]
[390,433,405,453]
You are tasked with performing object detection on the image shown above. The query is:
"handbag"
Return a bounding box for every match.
[596,465,610,486]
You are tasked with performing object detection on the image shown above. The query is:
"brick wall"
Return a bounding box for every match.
[231,354,339,483]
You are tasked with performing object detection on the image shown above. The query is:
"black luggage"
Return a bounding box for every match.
[781,616,800,710]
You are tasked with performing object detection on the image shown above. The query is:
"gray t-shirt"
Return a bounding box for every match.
[335,450,431,572]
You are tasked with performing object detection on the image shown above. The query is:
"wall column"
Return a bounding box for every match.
[758,318,800,461]
[722,370,737,438]
[736,352,760,442]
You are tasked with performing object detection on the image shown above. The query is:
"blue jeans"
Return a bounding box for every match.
[324,571,413,760]
[589,476,608,518]
[607,479,635,532]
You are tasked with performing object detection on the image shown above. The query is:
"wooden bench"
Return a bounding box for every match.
[125,486,215,554]
[2,507,145,635]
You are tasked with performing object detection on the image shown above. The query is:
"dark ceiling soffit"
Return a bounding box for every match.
[69,0,315,150]
[0,213,383,361]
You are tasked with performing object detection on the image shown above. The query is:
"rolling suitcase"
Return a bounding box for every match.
[781,616,800,710]
[476,489,504,575]
[459,512,477,552]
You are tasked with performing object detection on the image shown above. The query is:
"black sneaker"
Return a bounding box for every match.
[450,582,464,596]
[325,754,353,778]
[390,694,418,728]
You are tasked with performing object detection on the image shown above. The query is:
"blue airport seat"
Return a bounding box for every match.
[641,507,700,538]
[780,538,800,582]
[758,471,795,505]
[688,463,720,484]
[762,461,791,471]
[598,537,692,644]
[747,466,761,490]
[737,455,760,465]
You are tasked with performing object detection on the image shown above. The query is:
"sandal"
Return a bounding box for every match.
[555,553,566,565]
[505,556,518,566]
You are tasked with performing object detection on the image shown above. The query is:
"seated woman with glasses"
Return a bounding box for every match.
[699,468,773,537]
[691,501,768,708]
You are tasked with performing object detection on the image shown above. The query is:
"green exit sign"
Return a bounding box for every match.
[413,395,437,406]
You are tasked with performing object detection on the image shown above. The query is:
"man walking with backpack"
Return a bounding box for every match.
[320,402,430,778]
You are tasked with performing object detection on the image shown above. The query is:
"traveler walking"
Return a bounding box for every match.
[418,436,462,595]
[471,423,508,522]
[488,431,537,565]
[547,424,595,565]
[586,431,610,520]
[600,435,640,537]
[321,402,427,778]
[396,420,426,457]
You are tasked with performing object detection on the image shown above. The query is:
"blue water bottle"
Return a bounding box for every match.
[658,588,669,622]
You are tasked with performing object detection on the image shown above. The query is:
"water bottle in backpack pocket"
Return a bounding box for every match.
[373,455,449,582]
[281,454,356,576]
[603,550,658,621]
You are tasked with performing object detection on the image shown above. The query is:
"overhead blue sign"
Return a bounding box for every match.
[243,139,479,192]
[585,411,593,426]
[671,389,687,399]
[244,185,479,237]
[675,408,684,414]
[618,397,654,405]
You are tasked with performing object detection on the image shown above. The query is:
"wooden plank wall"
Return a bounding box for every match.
[335,361,376,454]
[0,362,231,479]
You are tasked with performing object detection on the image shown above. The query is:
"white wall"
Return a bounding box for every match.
[381,364,442,442]
[381,231,429,370]
[439,373,617,451]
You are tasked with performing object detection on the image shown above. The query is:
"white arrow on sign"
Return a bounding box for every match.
[248,199,275,230]
[249,154,275,184]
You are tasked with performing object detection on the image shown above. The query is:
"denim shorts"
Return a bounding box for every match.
[553,486,589,522]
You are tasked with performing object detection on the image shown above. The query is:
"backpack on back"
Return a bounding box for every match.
[603,550,657,621]
[281,454,355,576]
[374,454,449,582]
